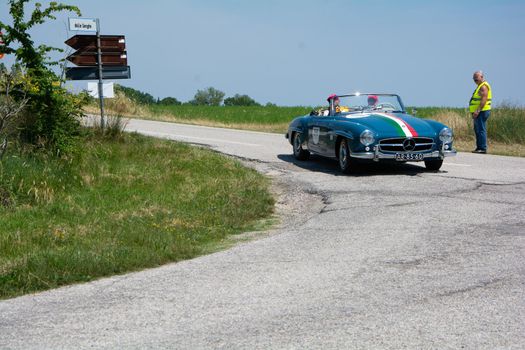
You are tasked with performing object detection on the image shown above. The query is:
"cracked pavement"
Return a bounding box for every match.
[1,119,524,349]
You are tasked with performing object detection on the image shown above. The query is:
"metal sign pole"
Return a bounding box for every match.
[96,19,105,129]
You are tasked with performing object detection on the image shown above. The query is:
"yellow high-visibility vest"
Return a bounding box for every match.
[469,81,492,112]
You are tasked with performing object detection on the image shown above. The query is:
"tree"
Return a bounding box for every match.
[189,87,225,106]
[0,1,81,74]
[0,69,29,160]
[224,94,260,107]
[158,97,181,106]
[0,1,85,155]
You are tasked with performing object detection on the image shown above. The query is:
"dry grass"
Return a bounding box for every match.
[85,92,148,118]
[426,108,525,156]
[453,139,525,157]
[431,109,473,140]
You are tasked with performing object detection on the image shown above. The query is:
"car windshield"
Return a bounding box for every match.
[337,94,405,113]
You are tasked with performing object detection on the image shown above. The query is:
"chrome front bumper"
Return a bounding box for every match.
[351,145,457,161]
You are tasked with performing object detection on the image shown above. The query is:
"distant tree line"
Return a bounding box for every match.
[115,85,269,107]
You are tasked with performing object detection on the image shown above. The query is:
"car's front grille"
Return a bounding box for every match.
[379,137,434,152]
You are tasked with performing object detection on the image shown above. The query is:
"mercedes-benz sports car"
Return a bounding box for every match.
[285,93,456,173]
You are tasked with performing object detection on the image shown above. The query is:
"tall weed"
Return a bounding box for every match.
[414,105,525,144]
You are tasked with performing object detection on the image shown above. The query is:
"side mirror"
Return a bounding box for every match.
[411,108,417,116]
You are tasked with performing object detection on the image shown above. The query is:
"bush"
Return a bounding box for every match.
[158,97,182,106]
[18,68,88,156]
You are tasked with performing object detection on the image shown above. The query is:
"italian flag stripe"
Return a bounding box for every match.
[377,113,419,137]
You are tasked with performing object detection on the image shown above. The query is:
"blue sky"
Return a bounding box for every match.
[1,0,524,106]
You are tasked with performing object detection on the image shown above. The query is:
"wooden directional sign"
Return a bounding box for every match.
[65,34,130,81]
[67,52,127,66]
[65,35,125,52]
[66,66,131,80]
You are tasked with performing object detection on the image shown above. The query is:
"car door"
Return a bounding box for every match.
[306,116,321,154]
[323,117,338,157]
[307,115,333,155]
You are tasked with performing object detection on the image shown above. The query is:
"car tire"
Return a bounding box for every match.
[293,132,310,160]
[424,159,443,171]
[338,138,355,174]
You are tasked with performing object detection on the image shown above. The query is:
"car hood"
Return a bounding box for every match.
[341,112,438,138]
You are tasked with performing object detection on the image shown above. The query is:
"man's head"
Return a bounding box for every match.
[367,95,378,106]
[473,71,484,85]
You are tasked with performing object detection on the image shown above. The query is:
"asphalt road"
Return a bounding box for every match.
[1,119,524,349]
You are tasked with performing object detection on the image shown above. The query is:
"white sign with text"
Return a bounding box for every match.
[69,18,98,32]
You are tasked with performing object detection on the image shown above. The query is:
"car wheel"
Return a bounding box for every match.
[424,159,443,171]
[293,132,310,160]
[338,138,355,173]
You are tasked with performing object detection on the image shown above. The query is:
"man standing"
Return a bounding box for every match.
[469,71,492,153]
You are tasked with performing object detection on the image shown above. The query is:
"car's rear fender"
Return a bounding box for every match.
[286,116,310,145]
[287,127,306,145]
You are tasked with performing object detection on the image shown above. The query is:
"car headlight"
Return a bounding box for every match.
[439,127,453,143]
[360,130,375,146]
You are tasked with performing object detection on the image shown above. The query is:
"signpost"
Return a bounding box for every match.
[65,18,131,129]
[66,35,127,67]
[65,35,126,52]
[67,52,127,66]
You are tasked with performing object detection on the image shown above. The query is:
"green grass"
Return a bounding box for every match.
[149,105,312,125]
[147,105,312,133]
[0,132,274,299]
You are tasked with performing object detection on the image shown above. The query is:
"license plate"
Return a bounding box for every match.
[395,153,424,161]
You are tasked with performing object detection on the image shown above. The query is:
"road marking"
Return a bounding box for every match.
[133,130,261,147]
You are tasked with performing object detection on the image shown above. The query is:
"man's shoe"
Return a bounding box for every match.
[473,149,487,154]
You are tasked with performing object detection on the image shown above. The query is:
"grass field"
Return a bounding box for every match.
[149,104,311,133]
[85,94,525,156]
[0,131,274,299]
